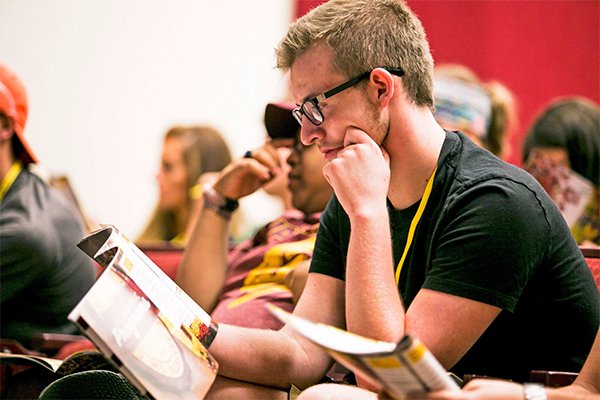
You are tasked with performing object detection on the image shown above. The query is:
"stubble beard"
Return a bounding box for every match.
[366,98,390,147]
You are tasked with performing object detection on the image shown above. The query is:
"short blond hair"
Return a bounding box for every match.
[276,0,434,108]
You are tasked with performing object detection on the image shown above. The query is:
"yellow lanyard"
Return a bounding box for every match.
[394,166,437,285]
[0,160,22,201]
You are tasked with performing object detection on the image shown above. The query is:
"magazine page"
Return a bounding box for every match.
[0,350,118,378]
[69,265,217,399]
[268,305,459,399]
[0,353,63,373]
[77,225,217,347]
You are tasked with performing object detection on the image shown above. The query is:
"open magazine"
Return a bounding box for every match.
[68,225,218,399]
[268,305,460,399]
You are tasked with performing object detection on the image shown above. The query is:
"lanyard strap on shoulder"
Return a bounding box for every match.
[0,160,23,201]
[394,166,437,285]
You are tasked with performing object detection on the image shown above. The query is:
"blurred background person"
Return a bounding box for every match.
[136,125,233,247]
[232,103,297,242]
[259,103,295,213]
[522,97,599,245]
[433,63,517,159]
[0,63,96,349]
[177,102,333,328]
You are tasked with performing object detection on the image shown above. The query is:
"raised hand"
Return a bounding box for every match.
[212,142,283,200]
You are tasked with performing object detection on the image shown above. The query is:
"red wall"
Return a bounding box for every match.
[295,0,600,165]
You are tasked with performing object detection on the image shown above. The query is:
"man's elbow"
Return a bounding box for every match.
[280,331,333,389]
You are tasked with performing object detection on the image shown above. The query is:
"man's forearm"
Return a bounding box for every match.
[210,324,331,390]
[345,211,405,343]
[176,206,230,312]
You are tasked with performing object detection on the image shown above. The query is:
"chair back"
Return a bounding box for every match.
[139,245,185,280]
[581,245,600,292]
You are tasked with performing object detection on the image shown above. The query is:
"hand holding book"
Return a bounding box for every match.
[268,304,460,399]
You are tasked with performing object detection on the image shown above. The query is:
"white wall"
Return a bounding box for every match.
[0,0,293,237]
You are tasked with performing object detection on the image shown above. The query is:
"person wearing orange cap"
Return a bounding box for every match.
[0,64,96,349]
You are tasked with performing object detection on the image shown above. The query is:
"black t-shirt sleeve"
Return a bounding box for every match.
[309,195,348,280]
[423,178,551,312]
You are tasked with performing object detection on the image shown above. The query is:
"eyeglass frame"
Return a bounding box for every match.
[292,68,405,126]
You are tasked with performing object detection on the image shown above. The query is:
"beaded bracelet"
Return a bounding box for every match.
[202,184,239,219]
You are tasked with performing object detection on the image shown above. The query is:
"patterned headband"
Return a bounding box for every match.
[433,77,492,141]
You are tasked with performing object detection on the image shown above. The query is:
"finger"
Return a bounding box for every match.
[322,164,334,187]
[249,147,281,175]
[240,158,273,181]
[343,127,375,147]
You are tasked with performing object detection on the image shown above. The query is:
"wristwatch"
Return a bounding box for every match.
[523,383,548,400]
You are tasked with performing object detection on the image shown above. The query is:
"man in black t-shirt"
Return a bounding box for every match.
[202,1,600,398]
[311,129,598,381]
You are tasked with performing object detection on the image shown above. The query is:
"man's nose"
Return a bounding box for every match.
[300,123,323,146]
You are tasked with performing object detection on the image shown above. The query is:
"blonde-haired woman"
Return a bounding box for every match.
[137,125,232,246]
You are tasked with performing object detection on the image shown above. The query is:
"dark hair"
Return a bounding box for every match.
[523,97,599,186]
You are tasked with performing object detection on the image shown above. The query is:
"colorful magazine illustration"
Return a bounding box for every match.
[525,151,599,244]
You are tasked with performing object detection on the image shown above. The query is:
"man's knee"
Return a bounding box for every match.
[297,383,377,400]
[205,375,288,400]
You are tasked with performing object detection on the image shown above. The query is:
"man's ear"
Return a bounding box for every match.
[369,68,395,108]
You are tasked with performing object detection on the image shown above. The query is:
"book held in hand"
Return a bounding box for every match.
[268,304,460,399]
[68,225,218,399]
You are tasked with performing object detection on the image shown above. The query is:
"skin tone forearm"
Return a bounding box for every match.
[209,324,324,389]
[323,128,404,343]
[209,273,346,389]
[346,211,404,341]
[176,143,284,311]
[176,205,230,312]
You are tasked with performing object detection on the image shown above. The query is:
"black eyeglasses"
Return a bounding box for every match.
[292,68,404,126]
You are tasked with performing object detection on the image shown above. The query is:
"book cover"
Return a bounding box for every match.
[68,226,218,399]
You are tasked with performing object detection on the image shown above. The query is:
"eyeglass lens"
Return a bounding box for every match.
[293,101,324,126]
